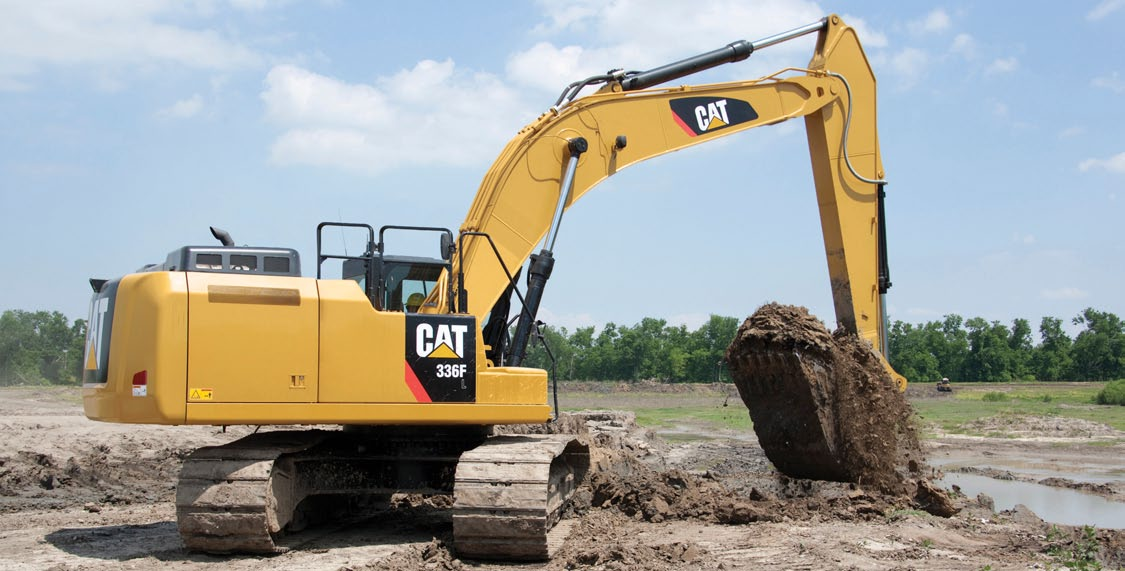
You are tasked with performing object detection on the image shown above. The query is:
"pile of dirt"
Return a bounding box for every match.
[0,444,184,510]
[550,511,716,571]
[725,303,924,493]
[342,538,463,571]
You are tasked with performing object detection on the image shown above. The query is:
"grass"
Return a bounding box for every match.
[912,382,1125,434]
[561,388,751,437]
[559,382,1125,441]
[631,406,752,431]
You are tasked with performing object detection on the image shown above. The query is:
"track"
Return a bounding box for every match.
[452,435,590,560]
[175,431,328,553]
[175,429,589,559]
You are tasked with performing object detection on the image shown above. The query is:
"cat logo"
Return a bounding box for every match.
[415,322,469,359]
[670,96,759,137]
[84,296,110,371]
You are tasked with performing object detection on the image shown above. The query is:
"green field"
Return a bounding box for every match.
[558,382,1125,442]
[910,382,1125,435]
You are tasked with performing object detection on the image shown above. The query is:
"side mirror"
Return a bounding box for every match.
[440,233,455,261]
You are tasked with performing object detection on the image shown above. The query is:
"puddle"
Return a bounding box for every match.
[933,451,1125,484]
[939,472,1125,529]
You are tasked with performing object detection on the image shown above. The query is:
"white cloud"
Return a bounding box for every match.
[1092,72,1125,94]
[1041,287,1089,300]
[537,307,600,332]
[1058,126,1085,139]
[910,9,951,34]
[889,48,929,89]
[262,61,530,174]
[0,2,262,90]
[510,0,833,94]
[985,57,1019,76]
[505,42,589,93]
[1088,0,1125,20]
[950,33,975,59]
[1078,151,1125,173]
[157,94,204,119]
[531,0,602,34]
[263,0,864,175]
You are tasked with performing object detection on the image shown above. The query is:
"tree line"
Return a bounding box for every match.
[0,310,87,386]
[887,308,1125,382]
[523,307,1125,383]
[3,306,1122,386]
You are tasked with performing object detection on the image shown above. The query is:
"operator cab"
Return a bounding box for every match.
[342,255,444,312]
[319,222,455,313]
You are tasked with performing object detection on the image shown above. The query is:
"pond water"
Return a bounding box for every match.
[938,472,1125,529]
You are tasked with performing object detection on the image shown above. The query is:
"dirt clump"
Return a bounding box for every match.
[725,303,925,493]
[342,538,462,571]
[551,511,716,571]
[0,445,184,511]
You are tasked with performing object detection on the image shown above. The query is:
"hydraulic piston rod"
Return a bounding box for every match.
[621,17,827,92]
[509,138,588,366]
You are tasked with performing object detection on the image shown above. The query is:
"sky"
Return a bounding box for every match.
[1,0,1123,339]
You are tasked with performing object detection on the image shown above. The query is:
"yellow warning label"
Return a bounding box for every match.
[188,388,214,401]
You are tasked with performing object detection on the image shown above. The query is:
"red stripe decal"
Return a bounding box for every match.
[404,360,432,403]
[671,111,698,137]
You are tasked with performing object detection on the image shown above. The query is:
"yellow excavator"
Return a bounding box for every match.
[82,15,903,560]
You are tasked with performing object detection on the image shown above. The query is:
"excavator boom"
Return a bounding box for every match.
[435,15,901,385]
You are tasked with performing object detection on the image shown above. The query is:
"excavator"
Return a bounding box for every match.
[81,15,903,560]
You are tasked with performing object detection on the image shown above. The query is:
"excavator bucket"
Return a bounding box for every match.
[725,303,921,491]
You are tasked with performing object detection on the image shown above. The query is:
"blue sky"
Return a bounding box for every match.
[2,1,1122,338]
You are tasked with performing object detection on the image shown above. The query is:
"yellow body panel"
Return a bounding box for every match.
[317,279,414,403]
[186,273,320,403]
[83,272,188,423]
[84,272,551,425]
[184,403,550,425]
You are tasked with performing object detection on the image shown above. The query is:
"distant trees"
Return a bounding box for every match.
[888,307,1125,382]
[522,315,738,383]
[1069,308,1125,381]
[0,310,86,386]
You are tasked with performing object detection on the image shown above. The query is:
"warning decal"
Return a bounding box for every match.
[188,388,214,401]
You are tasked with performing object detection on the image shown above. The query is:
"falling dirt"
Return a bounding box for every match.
[725,303,925,493]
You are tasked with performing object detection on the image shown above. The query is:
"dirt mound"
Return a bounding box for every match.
[342,538,462,571]
[551,511,715,571]
[0,444,183,510]
[725,303,924,492]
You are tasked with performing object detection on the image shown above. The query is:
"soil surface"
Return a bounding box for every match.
[0,386,1122,571]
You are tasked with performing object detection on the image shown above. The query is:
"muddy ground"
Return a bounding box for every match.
[0,386,1122,570]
